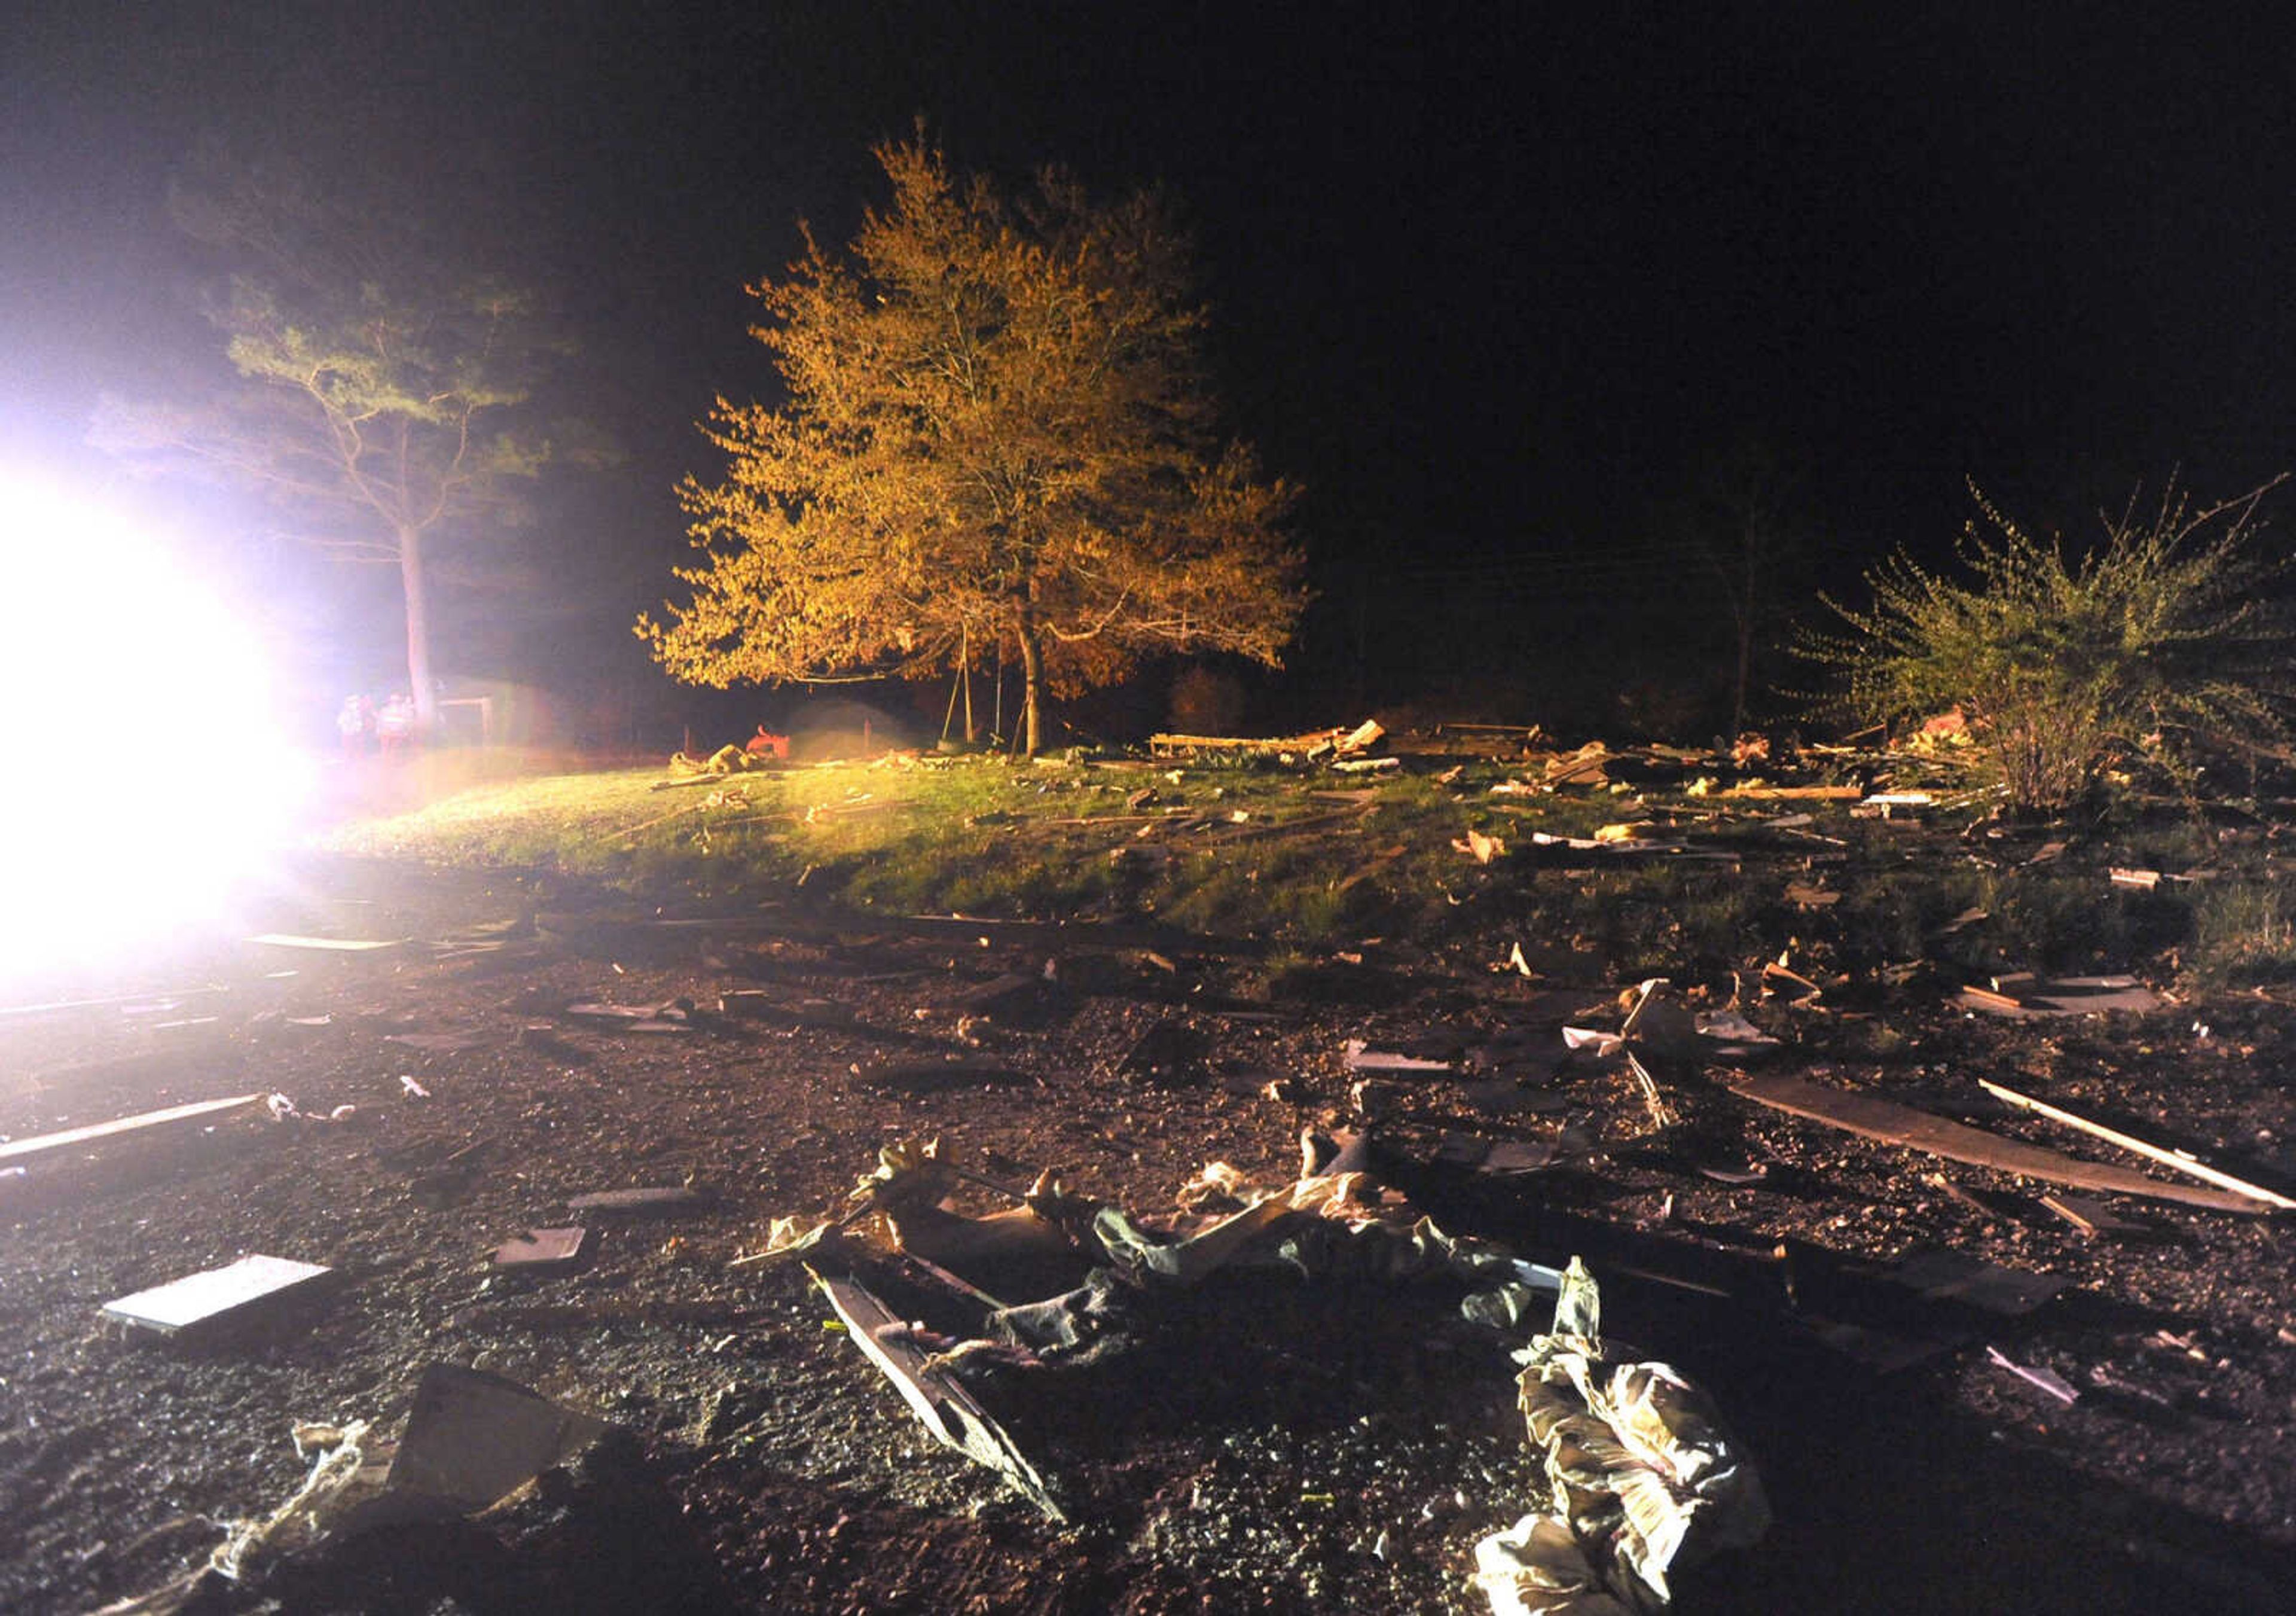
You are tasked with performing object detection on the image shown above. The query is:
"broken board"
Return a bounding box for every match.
[810,1267,1062,1519]
[1979,1078,2296,1210]
[102,1254,335,1337]
[1724,1071,2270,1213]
[1957,977,2163,1019]
[566,1186,715,1216]
[0,1093,264,1166]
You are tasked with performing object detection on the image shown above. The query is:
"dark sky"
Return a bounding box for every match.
[5,2,2291,723]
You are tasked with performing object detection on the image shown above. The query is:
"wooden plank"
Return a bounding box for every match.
[0,985,228,1022]
[1720,784,1864,801]
[245,933,407,952]
[566,1186,716,1216]
[102,1254,334,1336]
[1960,979,2163,1019]
[2039,1193,2148,1237]
[1979,1079,2295,1211]
[1150,728,1342,755]
[0,1093,265,1166]
[1724,1071,2269,1213]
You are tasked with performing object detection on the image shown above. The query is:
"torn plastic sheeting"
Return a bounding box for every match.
[1474,1514,1638,1616]
[1476,1259,1770,1616]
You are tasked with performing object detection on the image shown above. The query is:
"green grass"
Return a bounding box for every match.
[2188,877,2296,987]
[318,750,2292,992]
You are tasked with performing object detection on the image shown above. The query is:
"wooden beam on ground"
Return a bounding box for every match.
[1720,785,1865,801]
[0,985,230,1022]
[1723,1071,2270,1213]
[1979,1079,2295,1211]
[0,1093,265,1166]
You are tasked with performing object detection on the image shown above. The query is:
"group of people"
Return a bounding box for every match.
[337,693,417,758]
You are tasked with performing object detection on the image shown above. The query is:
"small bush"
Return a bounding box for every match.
[1802,475,2292,812]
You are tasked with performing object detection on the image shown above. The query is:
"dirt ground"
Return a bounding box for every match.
[4,847,2294,1615]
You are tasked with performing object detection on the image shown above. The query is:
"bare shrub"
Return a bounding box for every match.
[1800,475,2292,812]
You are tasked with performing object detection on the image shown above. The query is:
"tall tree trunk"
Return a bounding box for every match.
[400,525,437,734]
[1730,618,1752,740]
[960,620,976,745]
[1016,597,1044,757]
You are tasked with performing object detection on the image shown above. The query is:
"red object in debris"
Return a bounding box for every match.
[746,726,790,759]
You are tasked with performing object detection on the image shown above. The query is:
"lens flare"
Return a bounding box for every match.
[0,472,312,983]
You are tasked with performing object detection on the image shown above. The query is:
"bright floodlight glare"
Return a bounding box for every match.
[0,472,312,983]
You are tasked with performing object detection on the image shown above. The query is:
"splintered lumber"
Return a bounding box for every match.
[1724,1071,2270,1213]
[1979,1079,2296,1211]
[1149,723,1374,758]
[1720,784,1864,801]
[810,1267,1063,1519]
[0,1093,264,1166]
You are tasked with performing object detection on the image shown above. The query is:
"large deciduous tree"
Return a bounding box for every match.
[639,135,1306,754]
[93,155,560,735]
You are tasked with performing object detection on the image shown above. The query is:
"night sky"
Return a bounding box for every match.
[6,4,2291,734]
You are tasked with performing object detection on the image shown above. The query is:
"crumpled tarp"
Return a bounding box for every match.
[1474,1260,1770,1615]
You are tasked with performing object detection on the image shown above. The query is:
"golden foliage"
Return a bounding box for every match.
[640,135,1306,749]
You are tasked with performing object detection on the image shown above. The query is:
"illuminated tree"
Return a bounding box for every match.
[640,135,1306,754]
[93,155,564,734]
